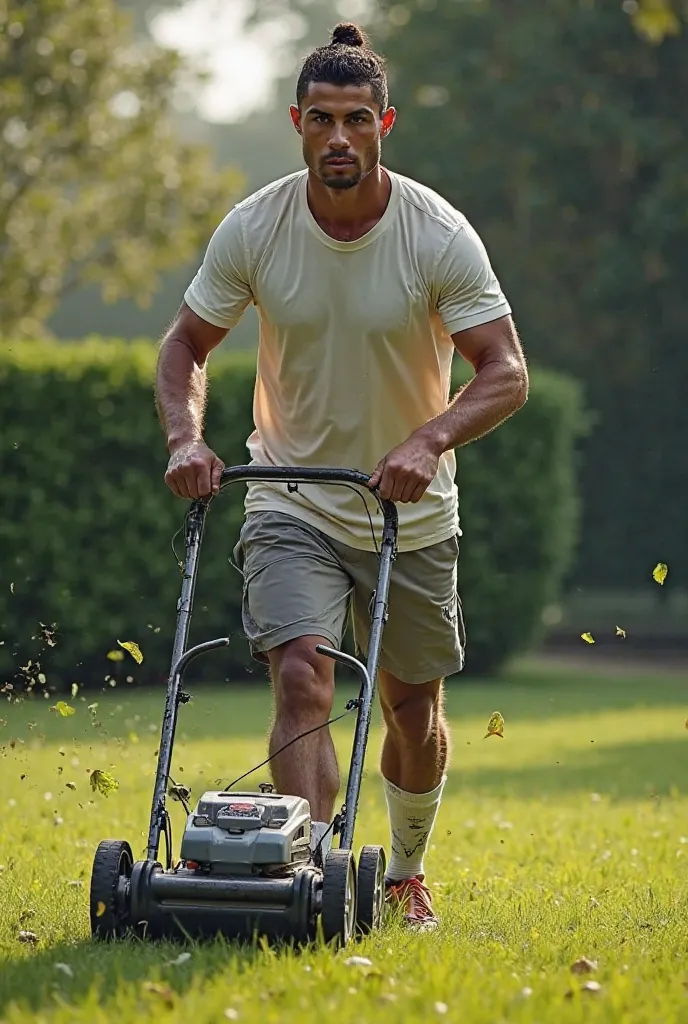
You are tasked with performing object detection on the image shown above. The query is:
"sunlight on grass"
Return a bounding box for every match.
[1,664,688,1022]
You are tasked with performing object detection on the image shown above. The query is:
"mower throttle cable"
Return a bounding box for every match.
[214,697,362,791]
[172,479,385,577]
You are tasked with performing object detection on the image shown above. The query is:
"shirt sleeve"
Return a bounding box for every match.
[183,206,253,330]
[434,221,512,335]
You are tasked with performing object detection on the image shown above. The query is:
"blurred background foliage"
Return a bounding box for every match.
[0,0,244,338]
[1,0,687,682]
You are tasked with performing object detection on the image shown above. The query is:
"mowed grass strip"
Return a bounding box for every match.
[1,661,688,1023]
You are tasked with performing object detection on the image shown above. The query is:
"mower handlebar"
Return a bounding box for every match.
[219,465,373,489]
[217,464,398,529]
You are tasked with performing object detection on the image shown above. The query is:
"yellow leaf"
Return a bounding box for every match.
[615,626,626,638]
[633,1,680,43]
[106,650,124,662]
[581,632,595,644]
[118,640,143,664]
[71,683,79,698]
[96,901,106,917]
[89,769,119,797]
[484,711,504,739]
[50,701,76,717]
[652,562,668,585]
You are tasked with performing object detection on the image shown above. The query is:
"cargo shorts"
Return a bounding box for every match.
[231,510,466,685]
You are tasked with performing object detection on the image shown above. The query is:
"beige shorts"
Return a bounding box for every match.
[231,510,465,685]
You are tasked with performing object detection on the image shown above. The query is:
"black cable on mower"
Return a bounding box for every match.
[172,478,384,576]
[214,700,361,791]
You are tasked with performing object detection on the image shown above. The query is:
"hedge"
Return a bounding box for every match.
[0,339,586,691]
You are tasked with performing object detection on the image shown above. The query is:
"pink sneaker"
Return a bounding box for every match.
[385,875,438,931]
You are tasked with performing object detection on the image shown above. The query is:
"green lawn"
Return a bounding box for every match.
[1,660,688,1023]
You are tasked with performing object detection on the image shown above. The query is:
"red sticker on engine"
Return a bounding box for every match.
[225,802,260,815]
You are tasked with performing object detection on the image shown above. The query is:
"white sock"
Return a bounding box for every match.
[310,820,333,860]
[383,775,447,882]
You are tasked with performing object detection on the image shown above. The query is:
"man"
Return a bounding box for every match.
[155,22,528,930]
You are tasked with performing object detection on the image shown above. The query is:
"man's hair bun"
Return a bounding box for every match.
[330,22,366,47]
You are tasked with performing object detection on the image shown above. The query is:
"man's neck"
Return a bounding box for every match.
[306,165,391,241]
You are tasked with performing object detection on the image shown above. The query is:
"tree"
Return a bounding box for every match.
[0,0,244,338]
[373,0,688,590]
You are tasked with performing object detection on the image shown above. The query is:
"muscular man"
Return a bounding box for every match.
[155,22,528,930]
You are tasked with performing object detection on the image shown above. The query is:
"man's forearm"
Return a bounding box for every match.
[417,357,529,455]
[155,336,208,453]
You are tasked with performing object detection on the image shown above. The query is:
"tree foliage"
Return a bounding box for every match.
[0,0,244,338]
[374,0,688,589]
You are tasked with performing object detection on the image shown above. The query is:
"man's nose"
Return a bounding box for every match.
[328,124,350,148]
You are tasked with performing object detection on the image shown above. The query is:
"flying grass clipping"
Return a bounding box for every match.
[484,711,504,739]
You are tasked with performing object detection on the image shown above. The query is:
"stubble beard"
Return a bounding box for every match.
[305,142,380,191]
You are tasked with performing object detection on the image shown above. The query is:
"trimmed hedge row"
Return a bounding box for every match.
[0,339,585,690]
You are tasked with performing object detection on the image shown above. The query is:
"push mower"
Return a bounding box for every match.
[89,465,398,946]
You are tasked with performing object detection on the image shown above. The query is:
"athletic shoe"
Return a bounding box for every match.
[385,875,438,930]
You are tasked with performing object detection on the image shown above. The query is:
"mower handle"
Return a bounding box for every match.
[218,464,397,524]
[219,465,372,489]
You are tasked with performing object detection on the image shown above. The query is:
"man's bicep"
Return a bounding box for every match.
[183,206,254,332]
[451,313,526,375]
[169,302,230,365]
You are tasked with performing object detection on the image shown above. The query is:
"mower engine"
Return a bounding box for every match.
[180,790,312,875]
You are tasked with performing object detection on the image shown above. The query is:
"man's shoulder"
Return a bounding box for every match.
[234,169,306,217]
[391,169,468,236]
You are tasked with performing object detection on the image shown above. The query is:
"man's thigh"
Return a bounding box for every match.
[232,511,353,664]
[348,533,466,685]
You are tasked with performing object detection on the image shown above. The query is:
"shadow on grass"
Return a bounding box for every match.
[453,737,688,801]
[0,931,306,1016]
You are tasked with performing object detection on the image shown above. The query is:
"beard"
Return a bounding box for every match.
[320,166,362,190]
[304,142,380,190]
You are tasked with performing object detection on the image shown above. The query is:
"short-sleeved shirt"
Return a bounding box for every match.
[184,168,511,552]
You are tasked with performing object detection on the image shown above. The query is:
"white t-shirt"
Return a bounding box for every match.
[184,167,511,552]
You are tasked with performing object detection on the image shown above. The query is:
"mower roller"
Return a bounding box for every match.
[90,465,398,946]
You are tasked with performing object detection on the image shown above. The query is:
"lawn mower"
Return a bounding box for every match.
[89,465,398,946]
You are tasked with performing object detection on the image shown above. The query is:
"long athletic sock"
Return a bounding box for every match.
[383,774,447,882]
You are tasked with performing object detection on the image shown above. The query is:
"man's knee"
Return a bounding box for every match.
[381,681,443,746]
[270,636,335,721]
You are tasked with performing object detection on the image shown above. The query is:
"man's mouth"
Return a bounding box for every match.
[325,157,356,166]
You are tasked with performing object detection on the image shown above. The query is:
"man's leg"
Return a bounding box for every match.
[266,636,339,823]
[378,671,448,880]
[232,511,352,862]
[345,531,464,927]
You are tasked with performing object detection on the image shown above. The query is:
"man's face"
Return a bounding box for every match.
[290,82,395,191]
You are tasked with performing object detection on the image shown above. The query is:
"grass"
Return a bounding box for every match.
[1,658,688,1022]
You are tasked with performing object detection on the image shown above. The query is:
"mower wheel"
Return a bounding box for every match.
[90,839,133,940]
[321,849,357,946]
[356,845,386,934]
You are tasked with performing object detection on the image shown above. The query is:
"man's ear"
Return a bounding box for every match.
[289,104,302,135]
[380,106,397,138]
